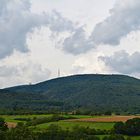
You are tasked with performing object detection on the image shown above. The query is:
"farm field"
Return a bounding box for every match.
[31,115,140,134]
[1,114,140,139]
[33,121,115,131]
[0,114,52,122]
[2,114,140,123]
[68,115,140,122]
[1,114,94,128]
[0,114,93,123]
[2,114,140,129]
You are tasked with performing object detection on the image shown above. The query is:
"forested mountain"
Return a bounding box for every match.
[1,74,140,114]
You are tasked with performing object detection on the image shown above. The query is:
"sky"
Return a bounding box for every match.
[1,0,140,88]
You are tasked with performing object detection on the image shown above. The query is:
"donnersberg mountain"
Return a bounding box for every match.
[1,74,140,114]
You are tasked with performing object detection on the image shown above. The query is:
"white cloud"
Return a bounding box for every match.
[0,50,51,88]
[91,0,140,46]
[61,0,140,55]
[99,50,140,74]
[0,60,51,88]
[62,27,95,55]
[71,51,107,74]
[0,0,74,59]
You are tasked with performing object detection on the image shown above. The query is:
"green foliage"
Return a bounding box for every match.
[114,122,125,134]
[26,114,76,126]
[0,122,137,140]
[35,121,115,131]
[7,125,37,140]
[14,117,31,121]
[0,131,6,140]
[0,118,8,131]
[103,135,128,140]
[38,124,100,140]
[114,118,140,136]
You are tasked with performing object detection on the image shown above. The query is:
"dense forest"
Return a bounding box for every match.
[1,74,140,114]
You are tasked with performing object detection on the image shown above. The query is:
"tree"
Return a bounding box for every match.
[0,118,8,131]
[114,118,140,136]
[114,122,124,134]
[125,118,140,135]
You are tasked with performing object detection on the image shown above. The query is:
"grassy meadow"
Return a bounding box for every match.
[33,121,115,131]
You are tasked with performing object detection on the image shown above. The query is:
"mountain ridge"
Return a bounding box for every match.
[1,74,140,114]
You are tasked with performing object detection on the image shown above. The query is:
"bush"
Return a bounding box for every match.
[14,118,31,122]
[114,118,140,136]
[103,135,126,140]
[0,118,8,131]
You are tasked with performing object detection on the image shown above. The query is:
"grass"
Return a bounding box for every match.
[0,114,99,123]
[62,114,93,119]
[130,136,140,140]
[97,135,140,140]
[0,113,125,123]
[33,121,115,131]
[0,114,52,123]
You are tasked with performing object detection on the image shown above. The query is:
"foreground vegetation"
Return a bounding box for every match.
[0,120,131,140]
[34,121,114,131]
[0,114,140,140]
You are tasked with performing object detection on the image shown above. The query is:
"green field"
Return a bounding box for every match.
[33,120,140,140]
[0,114,52,122]
[33,121,114,131]
[0,114,113,123]
[0,114,115,132]
[0,114,95,123]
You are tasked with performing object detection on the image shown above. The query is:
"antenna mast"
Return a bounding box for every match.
[58,69,60,77]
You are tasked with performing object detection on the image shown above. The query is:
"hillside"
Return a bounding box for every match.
[1,74,140,114]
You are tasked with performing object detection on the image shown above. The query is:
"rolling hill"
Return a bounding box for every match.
[1,74,140,114]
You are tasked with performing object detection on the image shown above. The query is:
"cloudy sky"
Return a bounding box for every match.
[0,0,140,88]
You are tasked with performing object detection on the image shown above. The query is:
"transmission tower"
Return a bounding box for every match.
[58,69,60,77]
